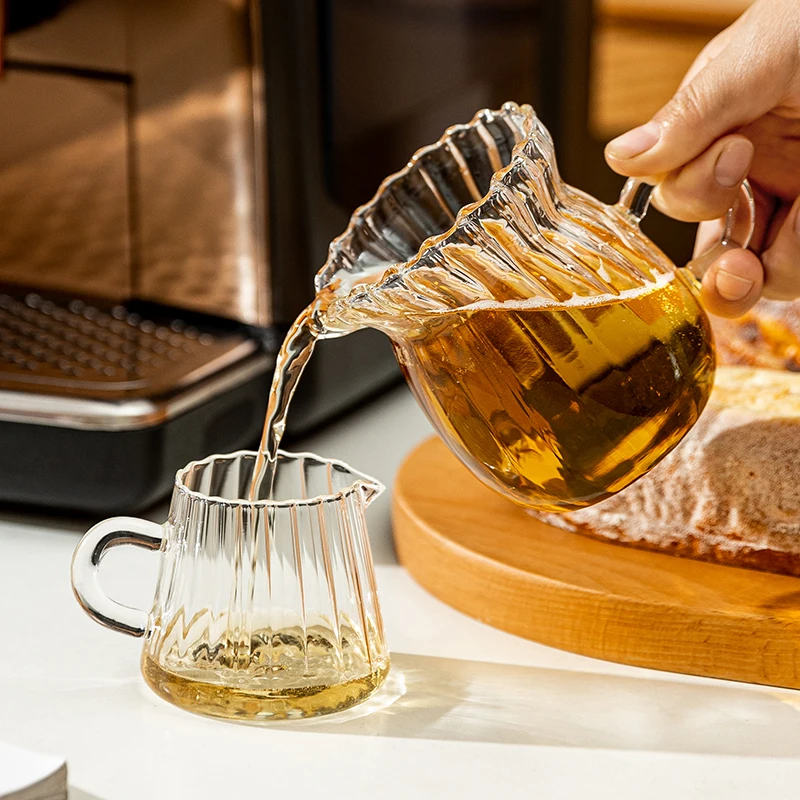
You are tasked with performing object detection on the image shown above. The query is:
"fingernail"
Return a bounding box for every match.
[607,121,661,160]
[714,139,753,187]
[715,269,754,301]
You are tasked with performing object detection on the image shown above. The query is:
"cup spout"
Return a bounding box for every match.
[360,479,385,507]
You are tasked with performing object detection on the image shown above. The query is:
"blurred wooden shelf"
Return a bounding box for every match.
[598,0,751,27]
[591,0,753,138]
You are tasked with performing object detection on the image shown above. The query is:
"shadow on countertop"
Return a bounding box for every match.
[270,652,800,757]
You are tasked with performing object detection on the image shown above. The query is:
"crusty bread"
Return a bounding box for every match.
[712,297,800,371]
[535,366,800,576]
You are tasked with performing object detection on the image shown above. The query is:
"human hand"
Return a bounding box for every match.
[604,0,800,318]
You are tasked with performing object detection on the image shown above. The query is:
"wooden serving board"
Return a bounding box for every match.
[392,437,800,690]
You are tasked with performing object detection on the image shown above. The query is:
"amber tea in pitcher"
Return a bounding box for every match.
[249,103,752,512]
[392,270,712,510]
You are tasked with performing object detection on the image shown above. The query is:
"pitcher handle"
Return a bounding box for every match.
[617,178,756,279]
[71,517,164,637]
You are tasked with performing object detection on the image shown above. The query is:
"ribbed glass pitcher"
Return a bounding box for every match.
[309,103,754,511]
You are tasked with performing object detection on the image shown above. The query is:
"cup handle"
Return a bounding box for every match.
[71,517,164,637]
[617,178,756,279]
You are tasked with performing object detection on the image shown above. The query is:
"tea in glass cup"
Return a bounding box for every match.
[71,450,389,721]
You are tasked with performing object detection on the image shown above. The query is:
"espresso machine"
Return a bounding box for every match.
[0,0,591,512]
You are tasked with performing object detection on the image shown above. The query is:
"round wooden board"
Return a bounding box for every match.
[392,436,800,689]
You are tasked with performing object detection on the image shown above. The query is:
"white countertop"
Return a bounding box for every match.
[2,385,800,800]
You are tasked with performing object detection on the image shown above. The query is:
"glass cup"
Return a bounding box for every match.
[71,450,389,721]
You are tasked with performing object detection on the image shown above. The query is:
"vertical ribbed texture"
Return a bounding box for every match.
[143,450,388,711]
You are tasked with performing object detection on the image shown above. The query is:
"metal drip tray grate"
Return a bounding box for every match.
[0,285,260,401]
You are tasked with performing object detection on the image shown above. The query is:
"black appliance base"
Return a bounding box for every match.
[0,370,270,514]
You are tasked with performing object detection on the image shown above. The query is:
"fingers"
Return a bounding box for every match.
[694,180,775,257]
[651,135,753,222]
[761,195,800,300]
[605,34,785,179]
[699,195,800,306]
[699,249,764,317]
[692,184,780,317]
[690,188,800,316]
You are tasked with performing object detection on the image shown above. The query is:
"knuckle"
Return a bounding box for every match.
[659,83,709,131]
[657,75,736,137]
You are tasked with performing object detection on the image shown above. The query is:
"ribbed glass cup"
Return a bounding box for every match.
[72,450,389,721]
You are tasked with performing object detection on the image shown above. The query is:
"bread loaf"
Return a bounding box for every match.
[712,297,800,371]
[535,366,800,576]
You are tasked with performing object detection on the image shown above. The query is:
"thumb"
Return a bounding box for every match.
[605,42,785,178]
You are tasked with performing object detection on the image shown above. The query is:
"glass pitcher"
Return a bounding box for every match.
[310,103,754,512]
[71,450,389,721]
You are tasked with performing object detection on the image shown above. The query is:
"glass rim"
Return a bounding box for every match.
[314,101,537,299]
[173,449,384,509]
